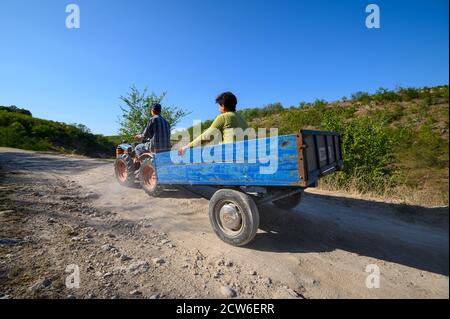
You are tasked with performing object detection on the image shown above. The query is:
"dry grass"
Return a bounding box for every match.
[319,175,449,208]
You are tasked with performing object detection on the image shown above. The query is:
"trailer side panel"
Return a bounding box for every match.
[154,135,303,186]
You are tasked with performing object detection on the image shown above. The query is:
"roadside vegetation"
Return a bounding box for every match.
[0,106,115,158]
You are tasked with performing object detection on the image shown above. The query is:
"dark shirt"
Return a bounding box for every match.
[141,114,171,152]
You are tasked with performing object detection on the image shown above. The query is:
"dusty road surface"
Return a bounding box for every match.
[0,147,448,299]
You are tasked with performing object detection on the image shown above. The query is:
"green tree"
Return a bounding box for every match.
[117,86,190,141]
[71,123,91,134]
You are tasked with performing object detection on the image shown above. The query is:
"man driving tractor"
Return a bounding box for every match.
[135,103,171,155]
[114,102,171,191]
[115,93,248,195]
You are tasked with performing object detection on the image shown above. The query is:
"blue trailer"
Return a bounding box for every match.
[114,130,343,246]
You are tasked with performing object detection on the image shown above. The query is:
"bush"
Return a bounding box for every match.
[239,103,284,121]
[398,87,420,101]
[322,114,394,193]
[351,91,371,103]
[368,104,404,123]
[373,87,401,102]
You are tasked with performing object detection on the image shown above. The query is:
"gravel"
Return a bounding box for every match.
[220,286,237,298]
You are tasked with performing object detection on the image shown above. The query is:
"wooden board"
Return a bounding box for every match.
[153,134,303,186]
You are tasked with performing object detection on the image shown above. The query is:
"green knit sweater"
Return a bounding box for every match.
[187,112,249,148]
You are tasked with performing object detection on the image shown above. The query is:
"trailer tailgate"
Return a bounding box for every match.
[297,129,344,187]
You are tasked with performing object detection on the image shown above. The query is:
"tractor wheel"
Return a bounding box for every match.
[273,191,303,210]
[139,158,161,197]
[209,189,260,246]
[114,154,135,187]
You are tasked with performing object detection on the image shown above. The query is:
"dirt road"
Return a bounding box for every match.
[0,147,448,299]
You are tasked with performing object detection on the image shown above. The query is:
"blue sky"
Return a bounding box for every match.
[0,0,448,135]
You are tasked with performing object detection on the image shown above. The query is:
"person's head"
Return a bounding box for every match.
[151,103,162,116]
[215,92,237,113]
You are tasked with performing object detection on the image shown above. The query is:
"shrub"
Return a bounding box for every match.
[351,91,371,103]
[322,115,394,193]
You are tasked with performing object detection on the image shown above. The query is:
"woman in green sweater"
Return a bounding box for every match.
[179,92,249,155]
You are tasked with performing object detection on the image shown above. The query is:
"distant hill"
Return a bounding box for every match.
[181,85,449,206]
[0,105,32,116]
[0,106,115,158]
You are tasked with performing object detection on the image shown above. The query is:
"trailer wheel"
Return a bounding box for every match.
[273,191,302,210]
[139,158,161,197]
[114,154,135,187]
[209,189,260,246]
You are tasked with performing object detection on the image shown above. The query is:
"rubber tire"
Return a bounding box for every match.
[273,192,302,210]
[209,189,260,246]
[139,158,161,197]
[114,154,135,187]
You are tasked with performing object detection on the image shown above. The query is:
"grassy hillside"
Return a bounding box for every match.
[183,85,449,206]
[0,106,115,158]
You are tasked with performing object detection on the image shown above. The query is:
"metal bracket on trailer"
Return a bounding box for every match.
[258,188,303,206]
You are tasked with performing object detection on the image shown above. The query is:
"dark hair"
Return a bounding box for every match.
[151,103,162,111]
[215,92,237,112]
[151,103,161,115]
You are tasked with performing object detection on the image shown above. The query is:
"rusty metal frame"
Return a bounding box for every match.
[296,132,309,187]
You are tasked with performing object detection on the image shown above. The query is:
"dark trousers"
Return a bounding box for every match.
[135,142,151,156]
